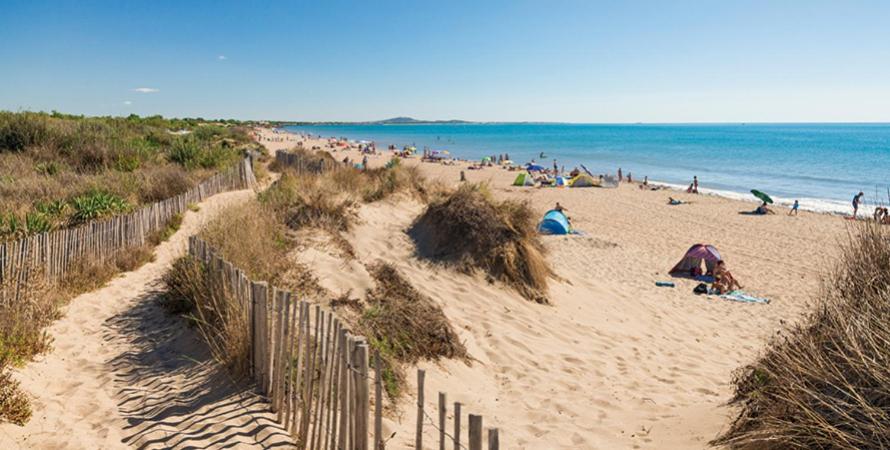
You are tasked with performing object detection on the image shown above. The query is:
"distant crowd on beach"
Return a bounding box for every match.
[272,128,889,222]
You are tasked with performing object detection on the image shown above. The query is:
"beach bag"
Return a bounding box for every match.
[693,283,709,295]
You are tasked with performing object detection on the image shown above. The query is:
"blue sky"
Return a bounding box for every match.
[2,0,889,122]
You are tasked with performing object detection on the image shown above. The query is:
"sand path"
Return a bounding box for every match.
[0,183,295,449]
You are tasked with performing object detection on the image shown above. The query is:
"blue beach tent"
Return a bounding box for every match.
[538,210,571,235]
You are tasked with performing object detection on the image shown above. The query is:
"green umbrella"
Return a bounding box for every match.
[751,189,773,204]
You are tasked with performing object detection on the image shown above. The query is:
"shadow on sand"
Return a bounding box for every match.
[105,286,295,450]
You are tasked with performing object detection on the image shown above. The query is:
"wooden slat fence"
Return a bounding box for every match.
[0,156,256,302]
[275,150,344,174]
[188,236,501,449]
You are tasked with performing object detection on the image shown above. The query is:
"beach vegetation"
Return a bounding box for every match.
[356,263,467,399]
[715,222,890,449]
[409,183,553,303]
[0,111,252,240]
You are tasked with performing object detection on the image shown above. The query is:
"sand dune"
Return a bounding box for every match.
[291,136,847,449]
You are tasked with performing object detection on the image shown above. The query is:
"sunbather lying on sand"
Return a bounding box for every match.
[668,197,683,205]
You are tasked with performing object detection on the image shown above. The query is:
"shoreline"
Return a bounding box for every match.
[281,127,860,216]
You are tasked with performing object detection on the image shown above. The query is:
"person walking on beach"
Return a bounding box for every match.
[553,159,558,175]
[789,200,800,216]
[693,176,699,194]
[853,191,865,218]
[618,168,623,183]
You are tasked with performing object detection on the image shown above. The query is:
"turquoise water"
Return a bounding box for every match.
[284,123,890,213]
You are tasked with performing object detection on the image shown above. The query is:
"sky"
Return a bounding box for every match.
[2,0,890,123]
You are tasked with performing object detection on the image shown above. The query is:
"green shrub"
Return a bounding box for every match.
[69,190,129,223]
[0,112,53,152]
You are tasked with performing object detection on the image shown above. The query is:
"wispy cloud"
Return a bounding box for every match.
[132,87,159,93]
[123,100,132,105]
[217,55,227,60]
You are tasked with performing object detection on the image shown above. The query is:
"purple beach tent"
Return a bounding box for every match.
[669,244,722,278]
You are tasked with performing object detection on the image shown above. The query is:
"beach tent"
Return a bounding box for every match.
[669,244,722,277]
[555,176,567,187]
[600,175,619,188]
[569,174,598,187]
[538,210,571,235]
[513,172,535,186]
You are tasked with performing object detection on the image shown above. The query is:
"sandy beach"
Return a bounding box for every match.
[282,131,848,449]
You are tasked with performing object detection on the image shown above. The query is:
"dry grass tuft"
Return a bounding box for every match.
[349,263,465,398]
[198,199,326,298]
[714,222,890,449]
[162,256,250,378]
[409,183,553,303]
[0,367,30,426]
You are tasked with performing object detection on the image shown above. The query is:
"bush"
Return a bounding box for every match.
[714,223,890,449]
[69,190,129,224]
[0,112,53,152]
[409,183,553,303]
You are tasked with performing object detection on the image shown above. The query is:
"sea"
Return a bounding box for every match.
[283,123,890,214]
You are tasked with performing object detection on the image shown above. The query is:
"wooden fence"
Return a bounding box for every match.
[0,156,256,300]
[275,149,343,174]
[188,236,501,449]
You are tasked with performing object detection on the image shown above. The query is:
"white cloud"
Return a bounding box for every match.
[132,87,159,93]
[123,100,132,105]
[218,55,227,60]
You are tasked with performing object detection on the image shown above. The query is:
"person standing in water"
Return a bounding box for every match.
[853,191,865,218]
[693,176,699,194]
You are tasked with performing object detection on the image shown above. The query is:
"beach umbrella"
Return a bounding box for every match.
[526,164,546,172]
[482,156,491,162]
[751,189,773,204]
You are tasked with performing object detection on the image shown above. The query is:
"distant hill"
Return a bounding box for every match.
[375,117,470,124]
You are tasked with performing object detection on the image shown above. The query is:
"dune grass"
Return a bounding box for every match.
[356,263,467,398]
[409,183,553,303]
[714,222,890,449]
[0,111,256,239]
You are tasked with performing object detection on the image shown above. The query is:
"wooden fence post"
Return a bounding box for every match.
[468,415,482,450]
[438,393,446,450]
[374,352,383,450]
[453,403,461,450]
[488,428,499,450]
[416,369,425,450]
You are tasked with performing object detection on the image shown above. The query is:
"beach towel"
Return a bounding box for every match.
[716,290,770,304]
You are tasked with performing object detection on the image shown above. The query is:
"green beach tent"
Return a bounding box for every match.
[513,172,535,186]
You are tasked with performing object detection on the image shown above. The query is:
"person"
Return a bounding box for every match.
[361,154,369,168]
[569,167,580,177]
[755,202,773,215]
[643,176,648,186]
[713,260,742,294]
[617,168,622,183]
[693,176,699,194]
[539,151,546,159]
[553,159,558,175]
[686,183,695,193]
[853,191,865,218]
[668,197,683,205]
[874,206,889,223]
[627,172,632,183]
[460,170,466,182]
[789,200,800,216]
[554,202,567,214]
